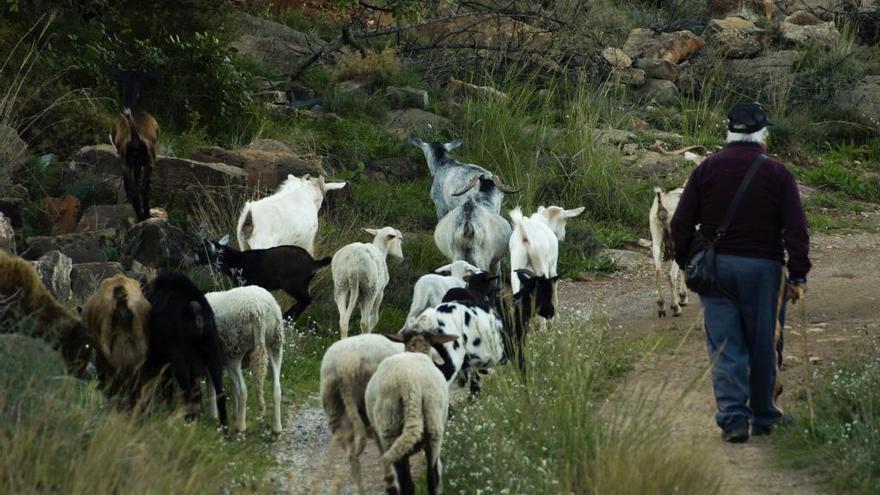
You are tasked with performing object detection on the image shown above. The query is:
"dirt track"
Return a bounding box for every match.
[272,225,880,494]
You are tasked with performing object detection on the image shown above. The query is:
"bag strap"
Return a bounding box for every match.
[715,153,767,241]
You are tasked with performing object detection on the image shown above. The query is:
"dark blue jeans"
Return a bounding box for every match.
[700,255,787,431]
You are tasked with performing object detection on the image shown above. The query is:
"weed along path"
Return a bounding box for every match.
[271,226,880,494]
[560,229,880,495]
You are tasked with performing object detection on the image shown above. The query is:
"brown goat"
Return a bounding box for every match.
[81,273,151,403]
[111,109,159,221]
[0,249,91,376]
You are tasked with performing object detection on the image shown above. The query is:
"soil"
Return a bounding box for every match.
[271,224,880,494]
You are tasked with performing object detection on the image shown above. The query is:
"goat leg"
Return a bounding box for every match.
[139,164,152,221]
[122,166,143,221]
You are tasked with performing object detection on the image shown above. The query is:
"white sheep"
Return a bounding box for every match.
[403,260,481,329]
[332,227,403,338]
[204,286,285,433]
[320,315,465,495]
[365,329,459,495]
[649,187,688,317]
[508,205,584,296]
[236,174,346,255]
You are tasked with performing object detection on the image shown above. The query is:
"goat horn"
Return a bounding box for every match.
[491,175,519,194]
[451,175,481,197]
[660,145,707,156]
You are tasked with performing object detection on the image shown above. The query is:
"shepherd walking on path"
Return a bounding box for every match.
[671,102,811,443]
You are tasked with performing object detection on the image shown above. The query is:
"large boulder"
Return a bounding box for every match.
[383,109,452,138]
[726,50,802,89]
[70,262,125,307]
[72,144,123,177]
[622,29,705,64]
[188,147,322,191]
[634,58,681,81]
[385,86,430,110]
[40,195,80,235]
[837,75,880,126]
[30,250,73,304]
[0,212,15,254]
[152,157,248,207]
[247,138,293,153]
[76,204,137,236]
[21,229,117,264]
[0,124,28,177]
[602,47,633,68]
[707,17,769,58]
[638,79,680,105]
[125,219,199,269]
[780,10,841,46]
[231,13,323,76]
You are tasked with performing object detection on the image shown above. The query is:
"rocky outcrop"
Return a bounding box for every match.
[188,146,322,191]
[125,219,199,269]
[634,58,681,81]
[709,0,777,20]
[707,17,769,58]
[622,29,705,64]
[70,261,125,307]
[780,10,840,46]
[837,75,880,126]
[151,157,248,207]
[0,212,15,254]
[385,86,429,110]
[30,250,73,303]
[638,79,680,105]
[22,229,117,264]
[726,50,802,89]
[76,204,137,236]
[383,109,452,138]
[231,13,323,76]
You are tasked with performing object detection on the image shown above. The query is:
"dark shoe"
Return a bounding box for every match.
[722,424,750,443]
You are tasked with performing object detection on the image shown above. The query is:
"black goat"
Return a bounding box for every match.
[441,271,499,304]
[194,235,331,321]
[143,270,227,430]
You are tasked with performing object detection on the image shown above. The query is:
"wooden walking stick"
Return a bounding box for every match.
[796,287,815,430]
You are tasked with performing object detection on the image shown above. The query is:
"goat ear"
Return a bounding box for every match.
[218,234,230,246]
[363,228,379,236]
[537,205,546,214]
[564,207,585,218]
[515,269,535,282]
[444,139,463,151]
[434,263,453,274]
[408,135,425,146]
[323,181,347,191]
[429,333,459,345]
[384,333,405,343]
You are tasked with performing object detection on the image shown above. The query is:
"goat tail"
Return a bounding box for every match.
[509,206,524,227]
[240,209,254,241]
[382,383,424,463]
[654,188,669,222]
[314,256,333,269]
[340,284,360,335]
[111,284,133,328]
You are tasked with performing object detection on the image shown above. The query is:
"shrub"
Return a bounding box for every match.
[333,47,403,86]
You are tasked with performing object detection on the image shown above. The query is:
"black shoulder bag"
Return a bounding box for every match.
[684,153,767,295]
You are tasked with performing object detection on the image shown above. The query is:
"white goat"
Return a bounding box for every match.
[403,260,481,328]
[236,174,346,255]
[508,205,584,295]
[204,286,285,433]
[649,187,688,317]
[332,227,404,338]
[434,175,517,276]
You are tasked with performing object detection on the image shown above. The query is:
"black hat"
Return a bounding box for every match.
[727,102,771,134]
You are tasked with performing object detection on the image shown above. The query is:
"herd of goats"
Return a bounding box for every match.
[0,71,703,495]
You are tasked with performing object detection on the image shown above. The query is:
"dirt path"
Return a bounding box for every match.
[272,225,880,494]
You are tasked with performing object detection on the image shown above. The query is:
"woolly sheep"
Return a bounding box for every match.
[236,174,346,255]
[403,260,481,329]
[0,249,91,376]
[81,273,151,405]
[365,329,458,495]
[204,286,285,434]
[331,227,403,338]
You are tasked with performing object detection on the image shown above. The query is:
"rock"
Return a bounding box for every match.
[125,219,199,269]
[776,0,850,19]
[676,72,701,97]
[638,79,679,105]
[72,144,123,177]
[365,157,424,182]
[385,86,429,110]
[30,250,73,303]
[595,128,637,146]
[809,355,823,365]
[601,249,648,272]
[0,212,15,253]
[448,77,508,100]
[336,80,367,94]
[625,151,685,178]
[707,16,768,58]
[383,109,452,138]
[151,157,248,207]
[22,229,118,264]
[76,204,137,235]
[637,238,653,249]
[40,195,80,235]
[837,75,880,126]
[247,139,293,154]
[0,197,23,229]
[613,67,647,86]
[634,58,681,81]
[726,50,802,88]
[622,29,704,64]
[780,10,841,46]
[0,124,28,176]
[188,146,322,191]
[230,13,323,76]
[253,90,288,105]
[70,262,125,306]
[602,47,632,68]
[709,0,777,20]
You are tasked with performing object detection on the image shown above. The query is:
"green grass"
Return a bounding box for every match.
[443,317,721,494]
[774,355,880,494]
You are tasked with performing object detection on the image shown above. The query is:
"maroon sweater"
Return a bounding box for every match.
[671,142,811,280]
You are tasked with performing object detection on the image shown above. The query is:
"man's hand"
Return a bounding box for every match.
[786,280,806,304]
